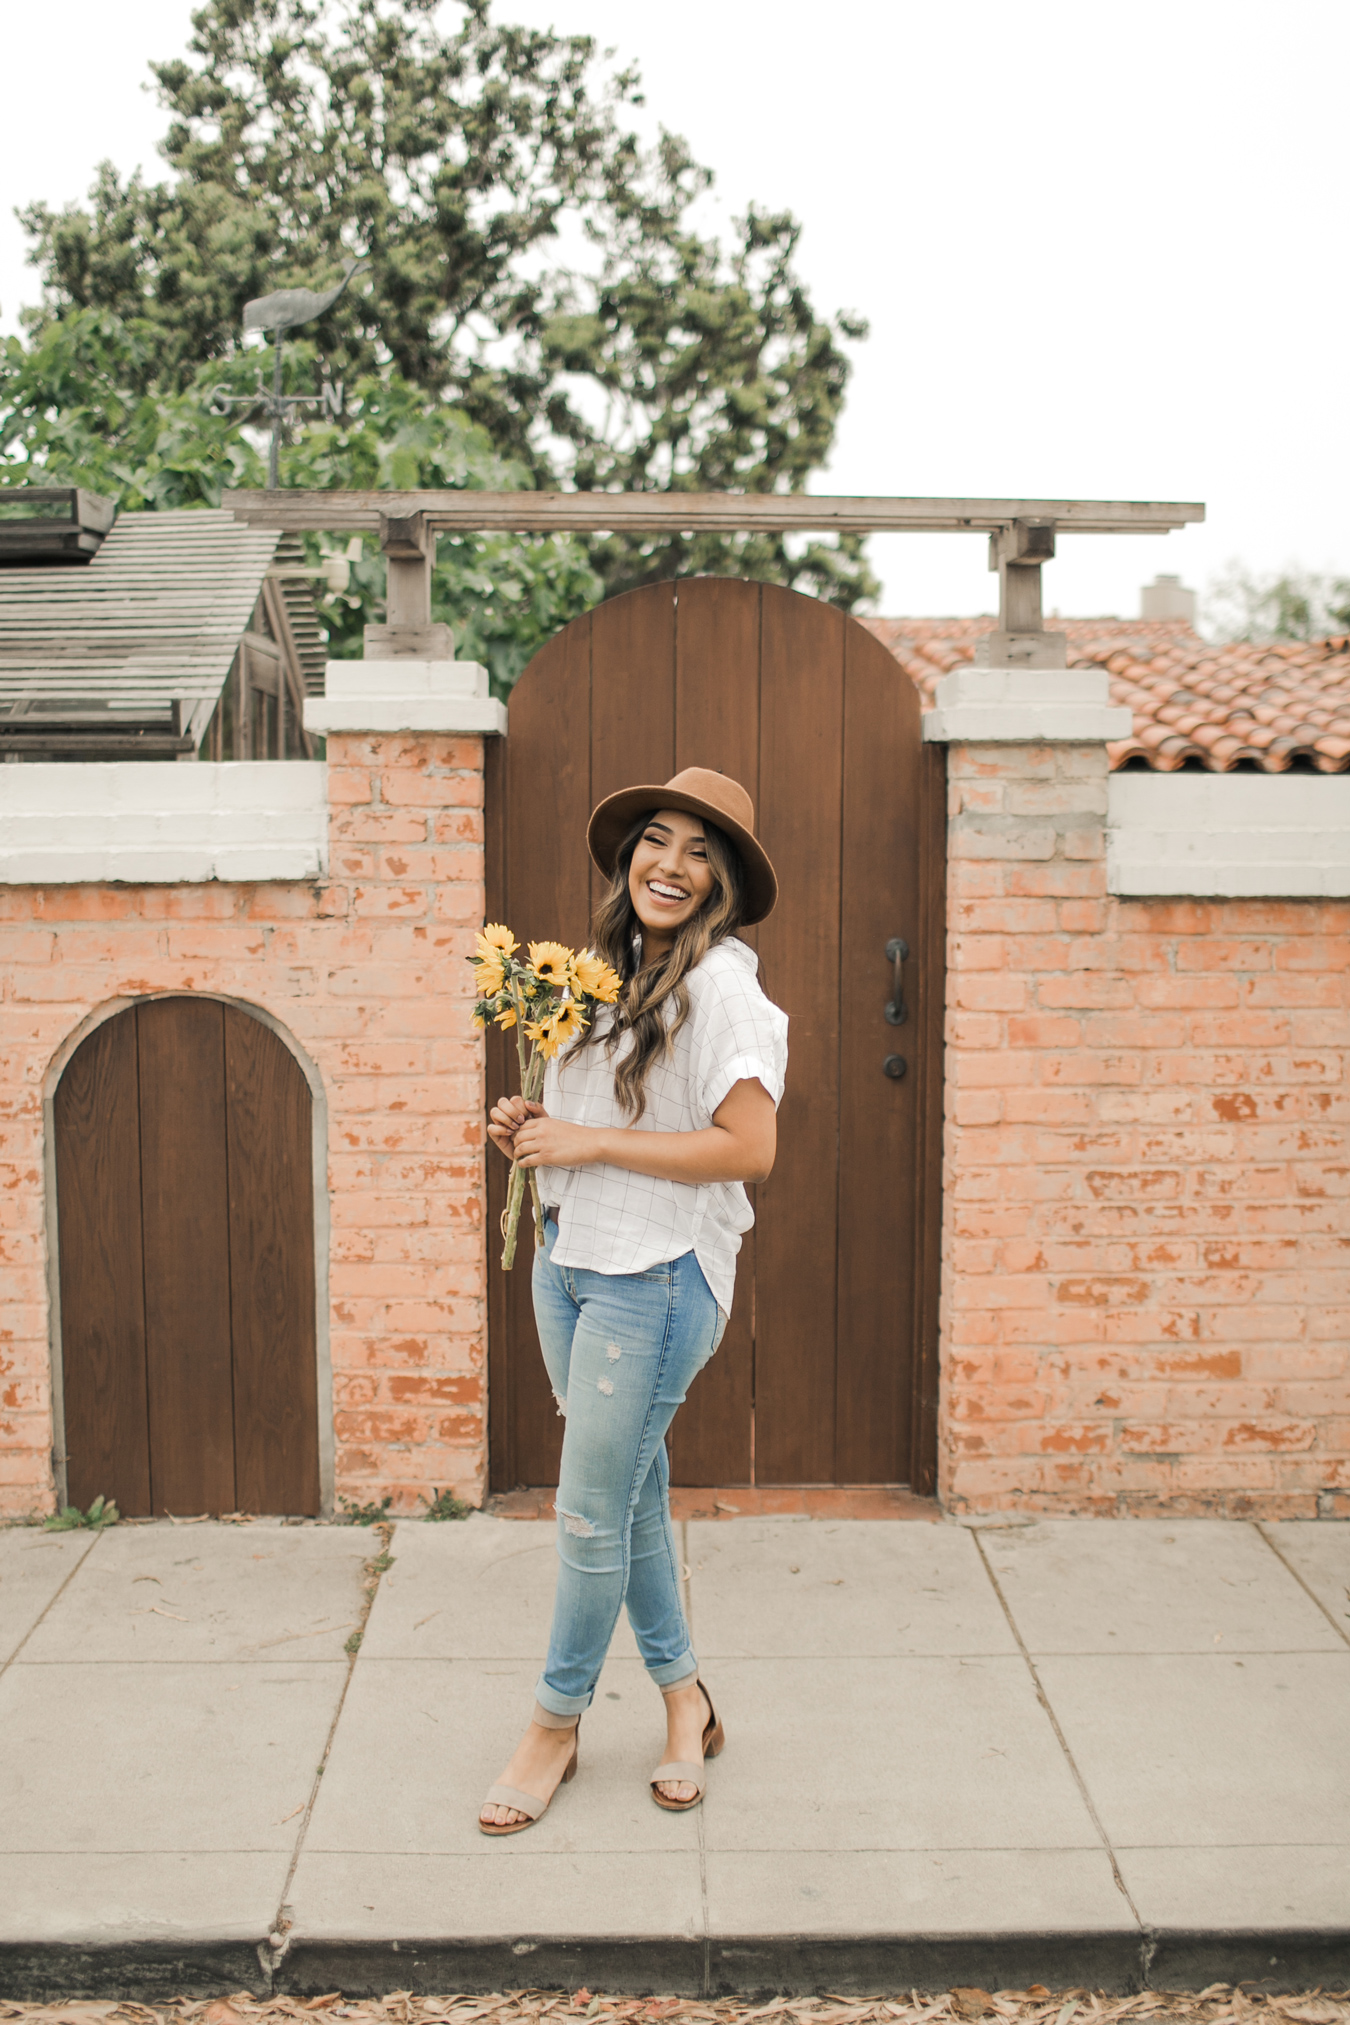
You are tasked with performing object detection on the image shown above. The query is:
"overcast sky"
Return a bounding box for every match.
[3,0,1346,621]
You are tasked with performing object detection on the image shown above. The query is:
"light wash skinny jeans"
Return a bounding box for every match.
[531,1215,725,1719]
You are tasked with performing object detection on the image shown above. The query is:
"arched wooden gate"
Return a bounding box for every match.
[485,577,945,1493]
[53,997,320,1516]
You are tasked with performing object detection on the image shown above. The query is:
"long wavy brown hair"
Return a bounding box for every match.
[569,812,746,1121]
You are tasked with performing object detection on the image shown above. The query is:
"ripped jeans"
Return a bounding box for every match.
[531,1215,725,1718]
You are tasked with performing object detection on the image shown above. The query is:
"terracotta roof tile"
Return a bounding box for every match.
[863,615,1350,772]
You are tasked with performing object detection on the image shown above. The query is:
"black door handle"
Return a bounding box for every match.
[885,937,908,1025]
[883,937,909,1079]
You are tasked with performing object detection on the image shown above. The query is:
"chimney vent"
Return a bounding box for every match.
[1140,572,1197,624]
[0,487,116,565]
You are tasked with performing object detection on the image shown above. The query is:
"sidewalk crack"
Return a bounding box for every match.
[0,1527,103,1683]
[1255,1521,1350,1649]
[267,1517,398,1965]
[683,1517,712,1997]
[971,1527,1144,1929]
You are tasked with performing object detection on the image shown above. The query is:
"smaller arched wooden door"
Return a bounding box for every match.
[485,577,946,1493]
[54,997,320,1516]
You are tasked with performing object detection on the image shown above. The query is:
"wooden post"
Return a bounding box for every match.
[363,512,455,660]
[978,520,1067,668]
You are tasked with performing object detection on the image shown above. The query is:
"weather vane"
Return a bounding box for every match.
[210,259,368,488]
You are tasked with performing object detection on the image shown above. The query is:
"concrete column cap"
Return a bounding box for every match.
[304,658,507,736]
[923,666,1133,745]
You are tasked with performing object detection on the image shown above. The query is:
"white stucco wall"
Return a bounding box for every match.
[0,762,328,883]
[1107,772,1350,897]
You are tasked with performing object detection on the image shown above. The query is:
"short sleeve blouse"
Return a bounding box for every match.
[535,936,788,1315]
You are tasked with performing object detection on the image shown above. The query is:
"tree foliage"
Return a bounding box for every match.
[0,308,604,695]
[20,0,876,606]
[1205,563,1350,643]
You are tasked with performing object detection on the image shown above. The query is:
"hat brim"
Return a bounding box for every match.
[587,786,779,926]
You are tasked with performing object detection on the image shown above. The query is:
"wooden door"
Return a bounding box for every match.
[54,998,319,1516]
[486,578,945,1492]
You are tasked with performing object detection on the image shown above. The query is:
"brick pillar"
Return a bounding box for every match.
[924,670,1134,1514]
[308,659,506,1511]
[926,667,1350,1518]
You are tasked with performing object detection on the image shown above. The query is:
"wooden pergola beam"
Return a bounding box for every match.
[225,491,1206,537]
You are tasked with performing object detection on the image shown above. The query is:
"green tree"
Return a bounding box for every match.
[19,0,875,607]
[0,308,603,695]
[1205,563,1350,644]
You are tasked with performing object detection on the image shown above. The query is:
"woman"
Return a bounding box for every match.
[479,767,787,1834]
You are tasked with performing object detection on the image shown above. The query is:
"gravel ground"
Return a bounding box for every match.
[3,1988,1347,2025]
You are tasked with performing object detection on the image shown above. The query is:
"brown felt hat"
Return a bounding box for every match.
[587,767,779,926]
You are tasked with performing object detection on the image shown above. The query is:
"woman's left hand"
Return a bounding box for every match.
[512,1114,602,1171]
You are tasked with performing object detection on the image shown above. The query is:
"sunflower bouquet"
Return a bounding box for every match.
[471,924,623,1269]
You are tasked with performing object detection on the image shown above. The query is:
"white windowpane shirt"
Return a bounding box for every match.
[537,936,789,1316]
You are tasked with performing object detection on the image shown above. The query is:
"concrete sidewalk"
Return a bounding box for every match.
[1,1514,1347,2000]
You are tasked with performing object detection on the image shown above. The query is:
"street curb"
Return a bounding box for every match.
[0,1941,269,2003]
[4,1930,1350,2001]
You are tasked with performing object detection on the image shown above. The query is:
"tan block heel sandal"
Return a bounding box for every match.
[650,1682,724,1812]
[479,1726,579,1836]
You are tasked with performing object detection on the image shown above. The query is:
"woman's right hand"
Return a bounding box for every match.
[487,1095,547,1160]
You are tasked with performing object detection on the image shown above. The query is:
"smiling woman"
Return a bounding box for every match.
[479,767,788,1835]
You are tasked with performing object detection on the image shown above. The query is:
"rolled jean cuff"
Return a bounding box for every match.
[649,1651,699,1690]
[533,1699,579,1731]
[533,1675,592,1720]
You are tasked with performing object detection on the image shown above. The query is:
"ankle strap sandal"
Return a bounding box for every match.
[479,1720,580,1836]
[650,1681,724,1812]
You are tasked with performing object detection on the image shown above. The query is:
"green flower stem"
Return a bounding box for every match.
[523,1049,547,1247]
[501,980,549,1269]
[501,1155,528,1271]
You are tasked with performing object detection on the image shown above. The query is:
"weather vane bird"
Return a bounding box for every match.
[211,259,369,488]
[242,258,368,338]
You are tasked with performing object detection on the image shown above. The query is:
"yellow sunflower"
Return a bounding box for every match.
[528,940,576,989]
[524,1012,562,1059]
[550,999,590,1046]
[573,948,622,1003]
[479,923,519,955]
[494,1003,518,1030]
[473,949,506,995]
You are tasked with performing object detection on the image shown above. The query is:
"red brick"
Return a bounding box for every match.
[1006,863,1105,898]
[1189,1013,1293,1047]
[1007,1014,1083,1048]
[1036,975,1135,1011]
[947,1013,1005,1049]
[954,974,1028,1012]
[948,934,1008,972]
[380,770,484,808]
[434,810,487,845]
[327,768,373,805]
[1242,975,1346,1009]
[1040,1052,1143,1087]
[948,862,1008,900]
[1276,936,1350,973]
[330,808,431,844]
[951,898,1060,934]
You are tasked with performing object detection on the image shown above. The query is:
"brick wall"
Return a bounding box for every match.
[0,733,488,1520]
[5,723,1346,1521]
[942,740,1350,1518]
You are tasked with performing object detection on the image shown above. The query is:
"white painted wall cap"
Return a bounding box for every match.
[935,667,1113,708]
[0,760,327,884]
[1107,771,1350,897]
[307,657,505,734]
[324,657,490,700]
[923,664,1132,743]
[305,694,507,735]
[0,759,325,812]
